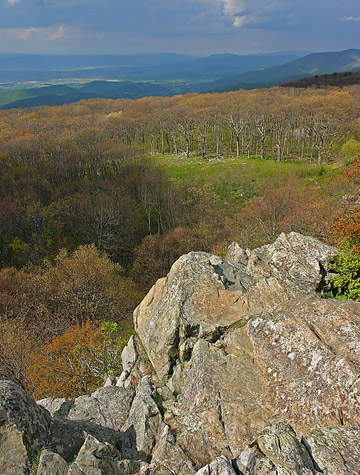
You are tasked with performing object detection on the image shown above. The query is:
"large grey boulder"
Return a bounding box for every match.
[68,434,130,474]
[0,380,51,475]
[46,417,122,463]
[67,385,135,430]
[43,385,135,464]
[246,232,337,293]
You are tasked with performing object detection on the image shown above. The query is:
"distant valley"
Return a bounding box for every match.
[0,49,359,108]
[0,51,304,83]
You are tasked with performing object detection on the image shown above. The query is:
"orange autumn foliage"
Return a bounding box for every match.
[28,320,102,399]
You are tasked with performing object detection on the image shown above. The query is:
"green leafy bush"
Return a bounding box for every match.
[329,239,360,301]
[341,139,360,160]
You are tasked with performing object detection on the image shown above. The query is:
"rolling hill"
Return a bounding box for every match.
[211,49,360,91]
[0,81,175,108]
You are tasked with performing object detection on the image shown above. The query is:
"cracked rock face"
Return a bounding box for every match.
[172,295,360,466]
[133,234,310,386]
[134,232,336,385]
[247,298,360,432]
[302,426,360,474]
[202,423,360,475]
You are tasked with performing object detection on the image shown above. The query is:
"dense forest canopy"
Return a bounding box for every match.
[1,86,358,164]
[1,85,360,397]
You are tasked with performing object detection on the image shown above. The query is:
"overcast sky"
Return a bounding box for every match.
[0,0,359,55]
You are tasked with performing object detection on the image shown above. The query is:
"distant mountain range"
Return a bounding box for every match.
[0,49,359,109]
[211,49,360,92]
[0,51,302,83]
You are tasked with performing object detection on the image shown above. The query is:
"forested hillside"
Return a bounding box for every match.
[282,70,360,88]
[1,85,360,398]
[217,48,360,90]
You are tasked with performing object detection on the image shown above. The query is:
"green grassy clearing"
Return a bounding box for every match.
[151,153,341,208]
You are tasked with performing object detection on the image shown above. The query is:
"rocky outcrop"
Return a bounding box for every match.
[133,232,359,468]
[1,233,360,474]
[134,232,335,386]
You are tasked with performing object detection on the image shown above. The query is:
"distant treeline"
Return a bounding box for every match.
[283,70,360,89]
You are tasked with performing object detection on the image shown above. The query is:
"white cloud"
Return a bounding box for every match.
[220,0,295,28]
[232,14,248,27]
[222,0,247,18]
[342,16,360,21]
[0,24,77,41]
[47,24,69,40]
[222,0,264,27]
[4,0,21,6]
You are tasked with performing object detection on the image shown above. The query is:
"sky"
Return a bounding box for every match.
[0,0,359,55]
